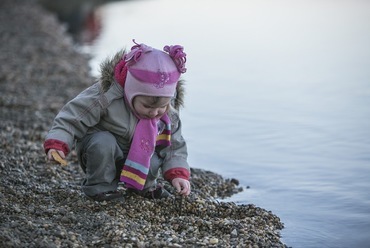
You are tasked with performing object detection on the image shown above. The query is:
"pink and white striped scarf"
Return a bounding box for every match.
[120,114,171,190]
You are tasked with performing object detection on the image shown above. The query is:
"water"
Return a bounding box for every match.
[82,0,370,247]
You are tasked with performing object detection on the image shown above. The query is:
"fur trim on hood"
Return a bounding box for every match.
[98,49,185,110]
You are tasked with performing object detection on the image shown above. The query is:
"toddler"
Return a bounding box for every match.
[44,40,191,202]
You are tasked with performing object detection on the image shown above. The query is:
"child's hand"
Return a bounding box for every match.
[47,149,67,166]
[171,178,191,196]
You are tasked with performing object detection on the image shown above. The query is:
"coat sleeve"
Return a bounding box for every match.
[44,83,103,155]
[159,111,191,181]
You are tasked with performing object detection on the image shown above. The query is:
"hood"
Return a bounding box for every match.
[99,49,185,110]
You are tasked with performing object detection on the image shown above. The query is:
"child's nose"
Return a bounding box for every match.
[149,109,159,117]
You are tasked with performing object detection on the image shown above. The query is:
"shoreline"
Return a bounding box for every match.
[0,0,287,247]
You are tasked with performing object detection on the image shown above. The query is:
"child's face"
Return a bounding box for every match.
[132,96,171,119]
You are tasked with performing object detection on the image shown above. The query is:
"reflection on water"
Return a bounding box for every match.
[85,0,370,247]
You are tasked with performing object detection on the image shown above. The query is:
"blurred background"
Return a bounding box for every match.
[41,0,370,247]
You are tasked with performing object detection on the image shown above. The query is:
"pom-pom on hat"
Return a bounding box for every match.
[117,40,187,110]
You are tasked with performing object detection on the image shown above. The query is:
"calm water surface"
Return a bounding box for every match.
[84,0,370,247]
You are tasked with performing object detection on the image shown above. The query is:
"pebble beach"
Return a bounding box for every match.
[0,0,287,247]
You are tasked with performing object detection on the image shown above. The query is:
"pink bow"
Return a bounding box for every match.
[164,45,187,73]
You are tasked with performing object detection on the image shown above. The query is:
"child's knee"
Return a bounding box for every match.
[88,132,118,155]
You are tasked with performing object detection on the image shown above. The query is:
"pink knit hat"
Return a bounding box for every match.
[115,40,187,110]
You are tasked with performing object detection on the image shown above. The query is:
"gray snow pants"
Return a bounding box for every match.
[76,131,162,196]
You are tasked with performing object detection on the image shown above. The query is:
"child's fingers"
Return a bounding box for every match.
[47,149,56,161]
[48,150,67,166]
[57,150,65,159]
[178,181,191,196]
[173,180,182,193]
[172,178,191,196]
[182,181,191,196]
